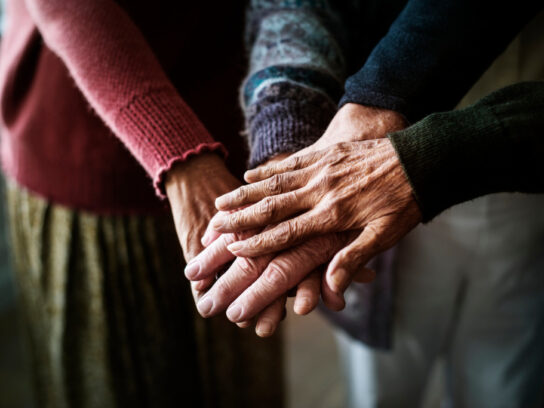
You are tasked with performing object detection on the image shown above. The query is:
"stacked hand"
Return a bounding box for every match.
[174,104,422,337]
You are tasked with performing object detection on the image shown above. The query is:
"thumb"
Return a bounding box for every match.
[325,223,384,294]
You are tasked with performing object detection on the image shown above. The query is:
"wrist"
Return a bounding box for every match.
[165,153,227,196]
[321,103,407,144]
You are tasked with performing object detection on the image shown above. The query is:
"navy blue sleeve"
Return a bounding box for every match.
[340,0,543,122]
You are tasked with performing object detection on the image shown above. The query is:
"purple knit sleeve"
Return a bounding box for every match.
[243,1,348,168]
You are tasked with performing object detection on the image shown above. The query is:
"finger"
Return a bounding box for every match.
[212,191,308,233]
[293,271,320,315]
[255,295,287,338]
[215,171,307,211]
[202,209,247,246]
[227,210,326,258]
[190,280,210,305]
[193,276,214,293]
[244,150,325,183]
[195,254,274,317]
[201,219,222,247]
[321,273,346,311]
[225,233,349,322]
[185,229,257,281]
[237,320,252,329]
[185,233,235,280]
[326,222,386,294]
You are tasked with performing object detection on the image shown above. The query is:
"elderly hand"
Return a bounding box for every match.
[166,153,297,335]
[186,222,349,334]
[175,154,342,336]
[185,154,356,336]
[165,152,240,295]
[211,138,422,293]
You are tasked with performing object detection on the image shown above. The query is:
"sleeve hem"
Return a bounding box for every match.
[152,142,228,199]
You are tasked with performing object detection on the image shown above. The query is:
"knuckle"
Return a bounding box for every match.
[266,174,283,195]
[319,170,334,187]
[235,186,249,202]
[228,211,243,227]
[327,203,342,222]
[365,224,383,249]
[246,233,266,250]
[263,263,290,288]
[290,155,302,170]
[236,257,260,280]
[213,280,233,303]
[275,223,295,245]
[257,196,276,217]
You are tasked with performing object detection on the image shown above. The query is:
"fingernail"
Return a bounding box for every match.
[256,321,274,337]
[294,298,312,315]
[184,260,201,279]
[226,304,243,321]
[331,268,349,293]
[227,241,244,254]
[197,296,214,317]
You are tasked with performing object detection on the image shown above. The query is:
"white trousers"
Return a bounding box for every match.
[336,193,544,408]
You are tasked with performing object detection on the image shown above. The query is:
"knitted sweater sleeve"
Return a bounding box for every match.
[340,0,542,123]
[243,0,350,168]
[23,0,226,197]
[388,81,544,222]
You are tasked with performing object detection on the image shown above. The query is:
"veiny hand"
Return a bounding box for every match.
[311,103,407,148]
[184,154,345,336]
[212,138,422,294]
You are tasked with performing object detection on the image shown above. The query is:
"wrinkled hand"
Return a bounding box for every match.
[165,152,288,334]
[212,138,422,293]
[174,154,340,337]
[165,152,241,294]
[186,222,347,335]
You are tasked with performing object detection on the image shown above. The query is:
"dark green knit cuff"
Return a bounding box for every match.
[388,105,503,222]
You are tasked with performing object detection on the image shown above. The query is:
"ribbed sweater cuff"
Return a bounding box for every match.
[388,105,503,222]
[115,87,227,197]
[248,98,336,168]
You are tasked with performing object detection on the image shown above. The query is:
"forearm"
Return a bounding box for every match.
[389,81,544,221]
[341,0,542,122]
[244,0,351,167]
[25,0,224,195]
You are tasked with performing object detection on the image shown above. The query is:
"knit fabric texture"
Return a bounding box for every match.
[340,0,542,123]
[242,1,542,349]
[389,81,544,222]
[243,0,348,168]
[0,1,246,213]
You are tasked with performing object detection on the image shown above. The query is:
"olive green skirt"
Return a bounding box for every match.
[5,180,284,408]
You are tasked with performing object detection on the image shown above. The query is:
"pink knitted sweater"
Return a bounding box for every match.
[0,0,246,213]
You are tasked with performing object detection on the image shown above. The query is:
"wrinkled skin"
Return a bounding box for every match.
[213,138,422,293]
[183,104,415,335]
[167,152,342,336]
[165,153,289,334]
